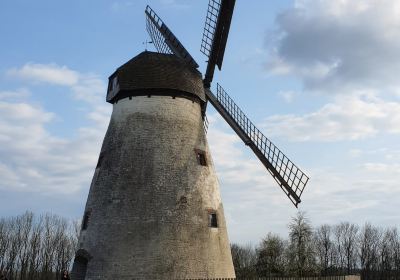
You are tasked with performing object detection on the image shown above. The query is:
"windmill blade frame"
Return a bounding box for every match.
[201,0,236,87]
[145,5,199,68]
[144,2,309,207]
[205,84,309,207]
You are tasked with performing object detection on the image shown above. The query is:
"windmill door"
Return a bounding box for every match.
[72,256,88,280]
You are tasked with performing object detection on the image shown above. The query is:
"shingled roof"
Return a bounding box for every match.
[106,51,205,103]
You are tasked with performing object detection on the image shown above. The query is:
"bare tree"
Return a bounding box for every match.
[314,224,333,275]
[2,211,400,279]
[231,243,257,278]
[287,211,316,276]
[27,215,43,280]
[0,212,78,280]
[0,218,11,272]
[359,223,381,280]
[392,228,400,274]
[332,223,345,273]
[53,218,77,279]
[377,227,400,279]
[6,216,24,279]
[340,222,359,274]
[256,232,286,276]
[17,212,33,280]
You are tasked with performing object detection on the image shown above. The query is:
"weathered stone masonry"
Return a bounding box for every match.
[71,52,235,280]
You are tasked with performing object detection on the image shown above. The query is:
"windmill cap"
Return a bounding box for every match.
[106,51,205,103]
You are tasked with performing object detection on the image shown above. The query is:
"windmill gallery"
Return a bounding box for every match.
[70,1,309,279]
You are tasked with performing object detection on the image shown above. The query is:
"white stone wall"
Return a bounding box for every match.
[73,95,235,280]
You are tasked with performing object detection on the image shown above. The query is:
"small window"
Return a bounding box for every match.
[109,76,118,91]
[96,152,105,169]
[194,149,207,166]
[81,210,91,230]
[112,76,118,89]
[209,212,218,228]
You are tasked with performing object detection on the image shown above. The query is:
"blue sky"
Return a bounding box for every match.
[1,0,400,244]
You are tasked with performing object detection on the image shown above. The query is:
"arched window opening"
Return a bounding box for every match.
[71,255,88,280]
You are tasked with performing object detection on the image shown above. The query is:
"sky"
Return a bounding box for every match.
[1,0,400,245]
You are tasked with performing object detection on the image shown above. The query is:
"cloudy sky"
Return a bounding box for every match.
[1,0,400,244]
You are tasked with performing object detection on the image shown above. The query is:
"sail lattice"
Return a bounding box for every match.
[213,84,309,206]
[145,6,199,68]
[201,0,221,59]
[145,6,173,55]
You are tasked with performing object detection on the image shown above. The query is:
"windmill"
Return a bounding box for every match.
[71,1,309,280]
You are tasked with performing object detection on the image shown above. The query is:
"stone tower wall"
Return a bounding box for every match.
[73,94,235,279]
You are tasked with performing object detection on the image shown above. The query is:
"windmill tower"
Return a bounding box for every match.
[71,1,309,280]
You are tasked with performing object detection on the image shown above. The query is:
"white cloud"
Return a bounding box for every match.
[363,162,400,175]
[8,63,80,86]
[0,68,111,195]
[267,0,400,94]
[384,150,400,161]
[0,101,54,124]
[71,74,105,105]
[278,90,296,103]
[261,92,400,141]
[206,113,400,242]
[244,0,400,236]
[262,0,400,143]
[0,99,108,194]
[0,88,30,100]
[348,148,400,162]
[8,63,108,108]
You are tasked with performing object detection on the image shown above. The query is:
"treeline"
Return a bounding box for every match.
[2,211,399,280]
[231,212,400,280]
[0,212,78,280]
